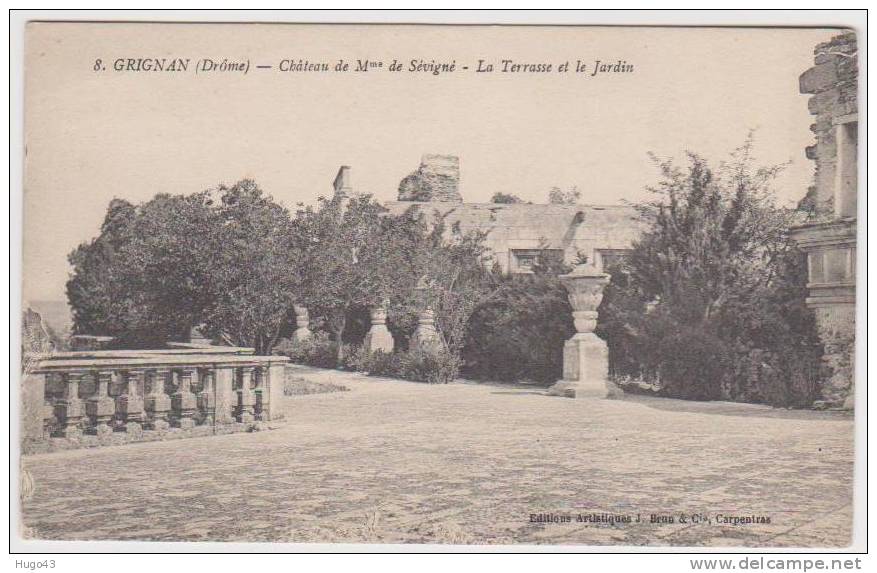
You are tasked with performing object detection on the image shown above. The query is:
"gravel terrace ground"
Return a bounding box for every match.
[21,366,855,548]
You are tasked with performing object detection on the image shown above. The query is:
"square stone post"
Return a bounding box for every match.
[548,263,613,399]
[57,371,85,438]
[266,362,286,421]
[213,367,236,425]
[172,368,198,429]
[237,366,256,423]
[117,369,145,434]
[144,368,171,431]
[86,370,117,435]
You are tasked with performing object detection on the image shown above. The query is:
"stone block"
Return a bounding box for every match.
[800,61,839,94]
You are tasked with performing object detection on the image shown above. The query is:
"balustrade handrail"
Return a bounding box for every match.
[29,353,287,374]
[22,345,289,446]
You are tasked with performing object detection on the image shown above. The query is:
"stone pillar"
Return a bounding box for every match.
[363,302,394,354]
[86,370,116,435]
[292,305,312,343]
[214,367,236,425]
[117,369,145,434]
[198,368,216,426]
[144,368,171,431]
[172,368,198,429]
[266,363,286,421]
[410,308,441,353]
[548,263,612,399]
[237,366,256,424]
[21,373,49,443]
[57,372,85,438]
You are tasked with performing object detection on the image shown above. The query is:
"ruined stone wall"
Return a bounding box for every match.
[398,154,463,202]
[798,32,858,216]
[791,31,858,409]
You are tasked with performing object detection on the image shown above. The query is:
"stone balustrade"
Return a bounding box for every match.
[21,344,289,451]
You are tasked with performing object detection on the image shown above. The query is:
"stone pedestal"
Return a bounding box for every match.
[548,263,612,399]
[292,305,312,343]
[363,303,394,354]
[410,309,441,353]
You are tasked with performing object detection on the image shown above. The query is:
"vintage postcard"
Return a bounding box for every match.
[15,15,863,553]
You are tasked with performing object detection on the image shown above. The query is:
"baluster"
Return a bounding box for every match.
[86,370,116,436]
[172,367,198,429]
[237,366,255,423]
[56,372,84,438]
[117,369,145,434]
[145,368,171,431]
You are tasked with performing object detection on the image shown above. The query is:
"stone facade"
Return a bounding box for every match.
[333,156,646,274]
[384,200,643,274]
[790,32,858,409]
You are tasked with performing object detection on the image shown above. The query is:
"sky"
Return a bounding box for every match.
[23,23,838,302]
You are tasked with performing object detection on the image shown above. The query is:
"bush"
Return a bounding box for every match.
[274,331,338,369]
[283,375,349,396]
[396,348,462,384]
[349,347,460,384]
[461,260,574,384]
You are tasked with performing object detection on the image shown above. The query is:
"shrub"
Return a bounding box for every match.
[283,375,349,396]
[274,331,338,369]
[396,348,462,384]
[349,347,460,384]
[461,256,574,384]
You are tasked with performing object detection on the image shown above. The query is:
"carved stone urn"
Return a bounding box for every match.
[548,261,612,398]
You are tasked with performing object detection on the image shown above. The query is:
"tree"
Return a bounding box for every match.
[67,193,217,346]
[490,192,523,204]
[598,140,822,406]
[67,181,301,353]
[292,193,423,362]
[201,180,301,354]
[548,185,581,205]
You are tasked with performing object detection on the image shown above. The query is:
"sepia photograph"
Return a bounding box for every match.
[11,10,865,555]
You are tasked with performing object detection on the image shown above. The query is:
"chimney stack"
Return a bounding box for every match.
[333,165,352,196]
